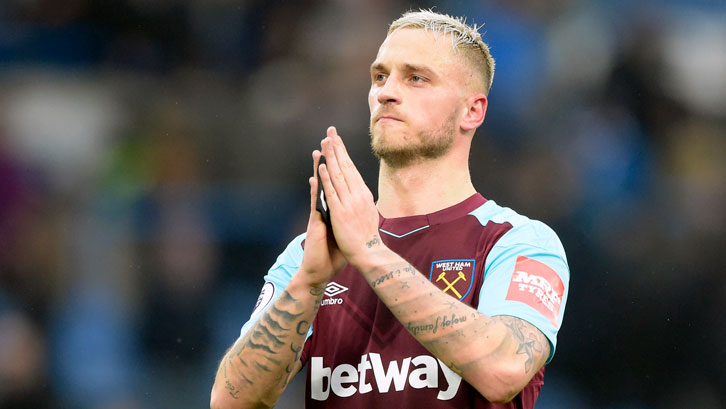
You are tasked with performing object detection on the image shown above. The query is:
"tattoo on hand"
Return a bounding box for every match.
[366,236,381,248]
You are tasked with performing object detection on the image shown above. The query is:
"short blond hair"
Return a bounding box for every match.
[388,9,495,94]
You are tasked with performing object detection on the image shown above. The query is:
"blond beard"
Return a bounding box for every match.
[369,112,457,169]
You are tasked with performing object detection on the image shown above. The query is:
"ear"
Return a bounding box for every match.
[460,93,488,131]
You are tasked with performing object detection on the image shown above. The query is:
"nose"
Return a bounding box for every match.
[375,75,402,105]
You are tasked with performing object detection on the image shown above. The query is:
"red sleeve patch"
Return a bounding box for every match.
[505,255,564,328]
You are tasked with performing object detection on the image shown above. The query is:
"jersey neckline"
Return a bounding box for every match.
[378,193,487,237]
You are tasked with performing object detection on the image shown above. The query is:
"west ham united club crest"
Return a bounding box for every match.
[429,259,475,300]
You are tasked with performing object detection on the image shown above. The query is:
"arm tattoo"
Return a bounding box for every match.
[225,380,240,398]
[218,285,327,396]
[253,324,286,347]
[296,320,309,335]
[268,306,303,328]
[496,316,546,374]
[247,339,276,354]
[371,270,395,287]
[406,313,468,336]
[447,362,464,376]
[366,236,381,248]
[290,343,302,361]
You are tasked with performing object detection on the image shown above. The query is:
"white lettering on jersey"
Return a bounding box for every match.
[310,354,462,401]
[512,270,561,312]
[369,353,410,392]
[320,298,343,306]
[311,357,331,400]
[434,261,472,271]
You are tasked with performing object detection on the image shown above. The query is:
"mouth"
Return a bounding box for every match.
[376,115,403,123]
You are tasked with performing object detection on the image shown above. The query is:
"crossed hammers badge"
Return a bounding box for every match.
[436,270,467,299]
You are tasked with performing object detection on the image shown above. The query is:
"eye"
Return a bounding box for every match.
[373,73,387,82]
[411,75,423,82]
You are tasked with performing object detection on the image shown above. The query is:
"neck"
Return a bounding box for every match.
[376,143,476,218]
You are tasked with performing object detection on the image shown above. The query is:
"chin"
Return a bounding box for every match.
[371,131,407,152]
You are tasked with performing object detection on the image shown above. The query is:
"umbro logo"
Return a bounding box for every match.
[324,282,348,297]
[321,282,348,306]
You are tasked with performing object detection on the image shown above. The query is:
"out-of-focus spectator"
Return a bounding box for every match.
[0,306,52,409]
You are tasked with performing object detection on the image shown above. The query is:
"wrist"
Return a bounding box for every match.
[349,242,397,275]
[289,271,329,297]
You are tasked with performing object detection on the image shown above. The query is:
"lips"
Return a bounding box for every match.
[375,113,403,123]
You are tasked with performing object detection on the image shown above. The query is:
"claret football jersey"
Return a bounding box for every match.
[241,193,570,408]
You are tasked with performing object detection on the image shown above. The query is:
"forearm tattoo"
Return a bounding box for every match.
[363,257,547,388]
[222,287,323,398]
[370,263,416,288]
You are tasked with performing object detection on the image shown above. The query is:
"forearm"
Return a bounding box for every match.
[357,248,549,403]
[210,275,325,409]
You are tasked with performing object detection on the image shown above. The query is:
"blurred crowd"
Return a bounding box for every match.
[0,0,724,408]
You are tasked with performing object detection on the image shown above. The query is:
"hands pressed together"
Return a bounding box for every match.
[300,126,385,287]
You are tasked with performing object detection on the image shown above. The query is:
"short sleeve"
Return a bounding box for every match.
[238,233,313,340]
[478,220,569,363]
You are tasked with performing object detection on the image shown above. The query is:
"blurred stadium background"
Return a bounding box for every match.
[0,0,724,408]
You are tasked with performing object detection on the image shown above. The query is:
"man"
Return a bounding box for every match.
[210,9,569,409]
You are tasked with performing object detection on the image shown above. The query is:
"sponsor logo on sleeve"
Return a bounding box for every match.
[250,282,275,317]
[429,259,475,300]
[505,256,564,327]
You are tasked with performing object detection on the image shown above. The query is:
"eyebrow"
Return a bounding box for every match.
[370,62,387,73]
[370,62,439,79]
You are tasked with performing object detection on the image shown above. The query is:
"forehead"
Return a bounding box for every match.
[373,28,462,73]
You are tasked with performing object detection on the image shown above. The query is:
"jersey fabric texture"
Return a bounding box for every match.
[240,193,570,408]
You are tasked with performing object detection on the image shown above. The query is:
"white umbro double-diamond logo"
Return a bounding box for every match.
[324,282,348,297]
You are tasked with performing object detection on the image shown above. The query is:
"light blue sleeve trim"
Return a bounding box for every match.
[239,233,314,340]
[471,201,570,364]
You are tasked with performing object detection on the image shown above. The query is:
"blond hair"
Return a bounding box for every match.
[388,9,495,94]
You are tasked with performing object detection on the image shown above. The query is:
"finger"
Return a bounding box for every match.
[329,127,366,188]
[321,130,351,200]
[309,152,324,224]
[312,150,322,178]
[309,176,317,213]
[318,163,341,213]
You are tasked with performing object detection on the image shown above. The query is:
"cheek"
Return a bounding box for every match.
[424,95,459,123]
[368,89,378,113]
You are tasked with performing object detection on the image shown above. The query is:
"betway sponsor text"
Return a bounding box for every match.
[311,353,462,401]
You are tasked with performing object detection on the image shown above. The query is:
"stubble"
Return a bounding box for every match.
[369,110,457,169]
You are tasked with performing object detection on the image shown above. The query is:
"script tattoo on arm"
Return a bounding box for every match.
[370,263,416,288]
[494,315,547,374]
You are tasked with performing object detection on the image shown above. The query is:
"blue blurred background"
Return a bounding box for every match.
[0,0,724,408]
